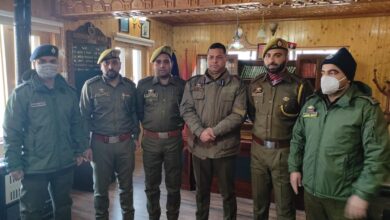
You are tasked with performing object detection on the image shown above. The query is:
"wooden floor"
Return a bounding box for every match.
[71,150,306,220]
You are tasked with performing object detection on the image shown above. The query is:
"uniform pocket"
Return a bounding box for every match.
[192,91,205,100]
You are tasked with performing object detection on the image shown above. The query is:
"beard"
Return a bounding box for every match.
[265,62,286,74]
[104,69,119,80]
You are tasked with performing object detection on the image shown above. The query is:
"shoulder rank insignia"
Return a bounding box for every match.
[302,105,318,118]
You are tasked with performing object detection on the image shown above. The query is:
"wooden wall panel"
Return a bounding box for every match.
[173,16,390,108]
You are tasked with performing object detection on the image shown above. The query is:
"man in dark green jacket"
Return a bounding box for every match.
[3,44,88,220]
[289,47,390,220]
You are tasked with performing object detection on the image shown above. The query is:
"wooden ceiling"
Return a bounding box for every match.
[57,0,390,25]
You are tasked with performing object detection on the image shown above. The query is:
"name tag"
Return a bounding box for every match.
[31,101,47,108]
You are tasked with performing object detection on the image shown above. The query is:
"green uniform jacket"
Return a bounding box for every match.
[136,76,185,132]
[3,71,88,174]
[180,70,247,159]
[80,75,140,139]
[288,81,390,201]
[247,71,312,140]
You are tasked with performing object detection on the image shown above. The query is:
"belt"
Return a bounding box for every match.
[92,132,132,144]
[143,129,181,139]
[252,135,290,149]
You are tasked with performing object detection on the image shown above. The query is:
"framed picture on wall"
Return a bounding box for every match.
[141,19,150,39]
[118,18,129,33]
[257,43,266,60]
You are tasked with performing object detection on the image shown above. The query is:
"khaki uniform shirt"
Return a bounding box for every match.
[247,71,312,141]
[180,70,247,159]
[136,76,185,132]
[80,75,139,138]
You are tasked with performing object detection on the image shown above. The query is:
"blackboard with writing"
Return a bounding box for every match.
[71,43,107,96]
[66,22,111,98]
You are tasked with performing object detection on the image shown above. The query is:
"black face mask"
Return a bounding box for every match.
[265,62,286,74]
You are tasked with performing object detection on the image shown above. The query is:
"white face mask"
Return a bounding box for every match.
[321,75,346,95]
[36,63,58,79]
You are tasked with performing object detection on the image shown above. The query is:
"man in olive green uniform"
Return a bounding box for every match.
[3,44,87,220]
[180,43,247,220]
[136,45,185,220]
[289,48,390,220]
[247,38,312,220]
[80,49,140,220]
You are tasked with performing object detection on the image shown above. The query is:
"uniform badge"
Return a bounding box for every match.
[122,93,130,100]
[302,105,318,118]
[30,101,47,108]
[51,47,56,55]
[277,40,283,47]
[252,87,263,96]
[144,89,158,98]
[193,83,204,91]
[283,96,290,102]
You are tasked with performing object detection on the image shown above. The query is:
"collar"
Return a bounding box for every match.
[31,72,67,92]
[204,69,231,85]
[319,85,354,108]
[101,74,124,85]
[258,70,292,84]
[152,75,175,85]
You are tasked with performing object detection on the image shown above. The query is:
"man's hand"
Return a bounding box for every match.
[76,156,84,166]
[10,170,24,181]
[199,128,216,143]
[344,195,368,219]
[83,148,93,162]
[290,171,302,195]
[134,140,141,151]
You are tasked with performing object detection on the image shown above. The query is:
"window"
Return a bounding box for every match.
[0,25,8,141]
[132,49,142,85]
[228,50,257,60]
[115,46,126,76]
[289,48,339,60]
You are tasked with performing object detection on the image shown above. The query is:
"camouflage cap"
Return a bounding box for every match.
[262,38,289,58]
[150,45,173,63]
[97,48,121,64]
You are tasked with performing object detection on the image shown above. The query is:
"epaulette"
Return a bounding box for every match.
[122,77,136,87]
[306,93,317,101]
[357,96,379,105]
[188,75,204,84]
[84,75,102,85]
[138,76,154,84]
[250,72,266,84]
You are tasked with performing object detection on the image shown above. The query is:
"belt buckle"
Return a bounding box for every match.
[108,136,120,143]
[264,141,276,149]
[158,132,169,139]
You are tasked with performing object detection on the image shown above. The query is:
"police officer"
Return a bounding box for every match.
[3,44,87,220]
[180,42,247,220]
[136,45,185,220]
[80,49,140,220]
[289,48,390,220]
[247,38,312,220]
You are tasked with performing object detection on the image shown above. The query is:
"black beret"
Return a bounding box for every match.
[30,44,59,61]
[322,47,357,81]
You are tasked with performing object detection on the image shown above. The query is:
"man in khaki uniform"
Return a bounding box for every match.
[247,38,312,220]
[80,49,140,220]
[136,45,185,220]
[180,43,247,220]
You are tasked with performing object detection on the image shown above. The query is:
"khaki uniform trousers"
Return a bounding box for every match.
[251,141,295,220]
[142,135,183,220]
[91,137,135,220]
